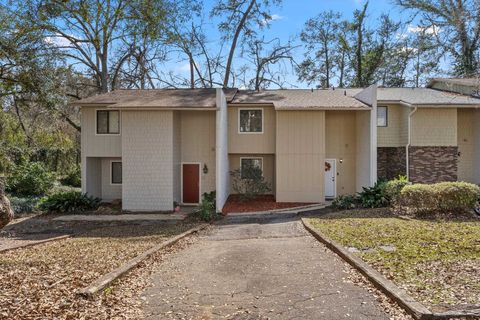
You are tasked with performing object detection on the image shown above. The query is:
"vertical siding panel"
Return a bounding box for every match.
[276,111,325,202]
[457,109,474,182]
[228,106,276,154]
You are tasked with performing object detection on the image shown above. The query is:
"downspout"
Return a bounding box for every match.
[406,105,418,181]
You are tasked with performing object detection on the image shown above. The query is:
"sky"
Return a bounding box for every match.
[25,0,443,89]
[166,0,432,88]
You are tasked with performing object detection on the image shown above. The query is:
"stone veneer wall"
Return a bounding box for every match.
[408,146,458,183]
[377,147,406,180]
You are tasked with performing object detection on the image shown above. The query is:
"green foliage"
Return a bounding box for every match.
[60,166,81,187]
[7,162,56,196]
[400,182,480,214]
[198,191,217,222]
[384,175,410,206]
[202,191,216,204]
[7,195,41,214]
[358,180,389,208]
[332,194,359,210]
[230,166,271,201]
[38,191,100,213]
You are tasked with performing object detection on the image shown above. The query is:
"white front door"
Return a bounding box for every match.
[324,159,336,199]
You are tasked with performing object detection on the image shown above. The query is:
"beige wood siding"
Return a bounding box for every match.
[229,154,275,194]
[173,112,181,203]
[458,109,475,182]
[180,111,216,195]
[84,157,101,198]
[411,108,457,146]
[325,111,356,196]
[101,157,122,201]
[356,110,373,192]
[377,104,408,147]
[228,106,275,154]
[276,111,325,202]
[121,111,173,211]
[474,110,480,183]
[81,107,121,157]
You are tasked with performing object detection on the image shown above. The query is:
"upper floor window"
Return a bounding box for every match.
[97,110,120,134]
[377,106,388,127]
[239,109,263,133]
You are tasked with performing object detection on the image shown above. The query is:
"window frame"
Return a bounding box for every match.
[238,108,264,134]
[96,109,121,135]
[377,106,388,127]
[110,161,122,185]
[239,157,264,179]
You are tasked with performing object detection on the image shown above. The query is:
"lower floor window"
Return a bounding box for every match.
[240,158,263,179]
[111,162,122,184]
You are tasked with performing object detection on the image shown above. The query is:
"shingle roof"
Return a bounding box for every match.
[73,88,238,108]
[230,89,370,110]
[428,78,480,88]
[377,87,480,106]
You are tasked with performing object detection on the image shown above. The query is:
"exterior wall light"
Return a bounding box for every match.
[203,164,209,174]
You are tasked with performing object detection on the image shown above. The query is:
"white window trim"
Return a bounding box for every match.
[238,108,264,134]
[181,162,202,205]
[95,109,122,136]
[377,106,388,127]
[239,157,264,179]
[110,160,122,185]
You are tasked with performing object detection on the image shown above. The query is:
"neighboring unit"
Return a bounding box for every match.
[376,83,480,184]
[74,78,480,212]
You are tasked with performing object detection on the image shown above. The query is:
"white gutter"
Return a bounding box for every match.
[406,105,418,181]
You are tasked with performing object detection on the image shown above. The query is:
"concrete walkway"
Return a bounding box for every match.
[142,214,389,319]
[53,213,187,222]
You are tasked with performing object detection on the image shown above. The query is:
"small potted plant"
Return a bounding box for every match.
[173,201,181,213]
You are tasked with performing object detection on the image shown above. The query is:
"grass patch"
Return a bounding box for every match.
[0,223,197,318]
[307,209,480,311]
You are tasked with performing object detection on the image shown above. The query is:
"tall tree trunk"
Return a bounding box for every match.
[100,48,109,93]
[0,177,14,229]
[356,26,363,87]
[324,40,330,88]
[223,0,256,88]
[339,51,345,88]
[189,55,195,89]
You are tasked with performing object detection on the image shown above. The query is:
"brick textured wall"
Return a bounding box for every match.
[377,147,406,180]
[408,146,458,183]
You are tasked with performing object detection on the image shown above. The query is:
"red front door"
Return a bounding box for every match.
[182,164,200,204]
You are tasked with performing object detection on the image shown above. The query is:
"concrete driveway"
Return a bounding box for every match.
[142,214,390,319]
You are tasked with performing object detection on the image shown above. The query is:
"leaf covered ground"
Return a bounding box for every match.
[0,223,199,319]
[307,209,480,312]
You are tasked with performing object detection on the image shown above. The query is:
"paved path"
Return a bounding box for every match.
[53,213,187,221]
[142,214,389,319]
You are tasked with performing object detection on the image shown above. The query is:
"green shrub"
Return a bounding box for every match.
[332,194,358,210]
[50,184,81,195]
[385,175,410,206]
[60,166,81,188]
[198,191,217,222]
[38,191,100,213]
[202,191,216,204]
[230,166,271,201]
[7,162,55,196]
[358,180,389,208]
[400,182,480,214]
[8,195,41,214]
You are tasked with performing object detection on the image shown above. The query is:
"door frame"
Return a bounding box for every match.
[324,158,337,199]
[181,162,202,205]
